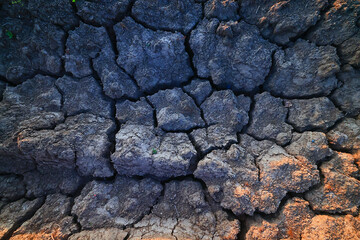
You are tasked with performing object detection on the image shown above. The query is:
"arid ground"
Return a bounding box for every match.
[0,0,359,239]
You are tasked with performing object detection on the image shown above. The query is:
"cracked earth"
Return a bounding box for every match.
[0,0,359,239]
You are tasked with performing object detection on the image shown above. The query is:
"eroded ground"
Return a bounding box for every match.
[0,0,360,239]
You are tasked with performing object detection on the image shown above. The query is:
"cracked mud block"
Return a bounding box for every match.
[111,124,197,179]
[246,198,314,240]
[301,215,360,240]
[69,228,128,240]
[23,168,82,198]
[190,19,277,92]
[76,0,131,26]
[56,76,112,118]
[285,131,333,164]
[204,0,239,21]
[0,112,62,175]
[265,39,340,98]
[0,18,64,84]
[183,79,212,106]
[0,75,62,174]
[17,113,116,178]
[287,97,344,132]
[306,0,360,46]
[128,180,240,240]
[240,0,327,45]
[65,23,112,78]
[93,53,140,99]
[339,33,360,69]
[327,117,360,152]
[339,32,360,67]
[190,90,250,153]
[27,0,78,31]
[247,92,292,146]
[246,221,279,240]
[116,98,154,126]
[190,126,238,155]
[64,20,132,99]
[132,0,202,34]
[72,177,162,229]
[330,66,360,117]
[201,90,250,131]
[148,88,204,131]
[194,135,320,215]
[0,175,26,201]
[305,152,360,214]
[115,17,193,93]
[10,194,78,240]
[328,152,360,179]
[0,198,43,239]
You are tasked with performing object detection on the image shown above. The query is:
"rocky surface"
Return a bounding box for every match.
[56,75,112,118]
[302,215,360,240]
[339,32,360,67]
[247,92,292,146]
[132,0,202,34]
[246,198,360,239]
[265,39,340,98]
[201,90,250,131]
[0,175,26,201]
[72,177,162,229]
[190,125,238,154]
[287,97,344,132]
[69,228,128,240]
[190,90,250,153]
[148,88,204,131]
[17,114,116,177]
[183,78,212,106]
[330,65,360,117]
[1,0,77,31]
[27,0,78,31]
[204,0,239,21]
[306,0,360,46]
[194,135,320,215]
[111,124,197,179]
[327,117,360,152]
[305,151,360,214]
[116,97,154,126]
[246,197,315,240]
[240,0,328,45]
[0,75,62,174]
[76,0,131,26]
[23,168,82,198]
[190,18,277,92]
[65,22,112,78]
[128,180,240,240]
[285,131,333,164]
[0,198,43,239]
[0,17,64,84]
[10,194,78,240]
[1,0,359,238]
[93,53,140,100]
[115,17,193,93]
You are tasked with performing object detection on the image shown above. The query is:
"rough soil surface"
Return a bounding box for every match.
[0,0,359,239]
[240,0,328,45]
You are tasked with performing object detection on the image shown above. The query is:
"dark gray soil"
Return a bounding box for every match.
[0,0,359,239]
